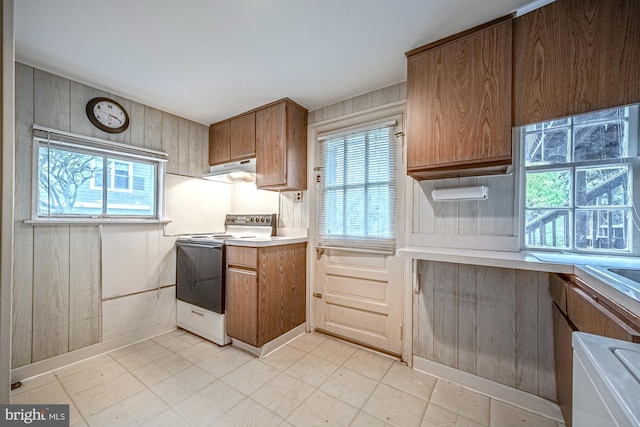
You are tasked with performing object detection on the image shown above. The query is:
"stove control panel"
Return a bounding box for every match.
[224,214,277,235]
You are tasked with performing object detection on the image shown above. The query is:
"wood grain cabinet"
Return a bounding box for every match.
[208,121,230,165]
[208,113,256,166]
[230,112,256,160]
[225,243,306,347]
[549,273,640,426]
[405,16,513,180]
[513,0,640,126]
[208,98,307,191]
[255,99,307,191]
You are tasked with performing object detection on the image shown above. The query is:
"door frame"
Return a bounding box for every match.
[306,101,412,363]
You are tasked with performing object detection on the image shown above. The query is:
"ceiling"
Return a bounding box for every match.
[15,0,541,125]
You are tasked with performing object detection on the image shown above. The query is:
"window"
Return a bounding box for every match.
[90,160,133,192]
[35,127,166,220]
[317,122,398,252]
[522,105,639,253]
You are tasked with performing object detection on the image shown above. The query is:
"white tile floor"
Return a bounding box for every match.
[11,329,566,426]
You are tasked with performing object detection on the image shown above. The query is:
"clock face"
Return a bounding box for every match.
[86,97,130,133]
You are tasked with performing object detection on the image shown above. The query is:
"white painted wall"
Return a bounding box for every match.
[231,182,279,214]
[164,174,232,235]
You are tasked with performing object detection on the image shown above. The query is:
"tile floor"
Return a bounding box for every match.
[11,329,566,426]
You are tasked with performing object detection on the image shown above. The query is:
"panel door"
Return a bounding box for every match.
[313,249,402,355]
[225,267,258,346]
[230,112,256,160]
[256,102,287,187]
[552,303,575,427]
[406,18,512,174]
[208,121,230,165]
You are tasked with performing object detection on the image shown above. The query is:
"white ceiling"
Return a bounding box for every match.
[15,0,539,125]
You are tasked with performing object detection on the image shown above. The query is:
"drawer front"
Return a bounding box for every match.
[567,285,640,342]
[226,245,257,268]
[176,300,229,345]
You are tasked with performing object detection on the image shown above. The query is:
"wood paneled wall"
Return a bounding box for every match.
[410,174,518,251]
[308,82,407,125]
[12,63,208,368]
[413,261,556,401]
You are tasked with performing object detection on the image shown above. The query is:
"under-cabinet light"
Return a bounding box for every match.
[431,185,488,202]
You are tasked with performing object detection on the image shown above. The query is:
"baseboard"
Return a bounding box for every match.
[412,356,563,423]
[11,324,175,382]
[231,323,306,358]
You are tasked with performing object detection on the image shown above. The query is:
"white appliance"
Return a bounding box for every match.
[572,332,640,426]
[175,214,276,346]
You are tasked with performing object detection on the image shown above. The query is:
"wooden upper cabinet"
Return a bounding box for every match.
[230,112,256,160]
[255,99,307,191]
[208,98,307,190]
[208,121,230,166]
[209,114,255,166]
[405,16,513,180]
[513,0,640,126]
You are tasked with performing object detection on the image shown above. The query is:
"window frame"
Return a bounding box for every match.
[90,159,134,193]
[31,126,167,222]
[519,105,640,255]
[316,118,400,253]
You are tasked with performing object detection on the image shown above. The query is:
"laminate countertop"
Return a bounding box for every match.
[398,246,640,317]
[224,236,308,247]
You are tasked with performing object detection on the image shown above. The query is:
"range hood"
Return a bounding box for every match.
[202,158,256,183]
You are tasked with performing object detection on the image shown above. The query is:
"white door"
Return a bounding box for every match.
[313,249,402,355]
[311,114,404,356]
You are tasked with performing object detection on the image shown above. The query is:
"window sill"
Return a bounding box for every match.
[24,218,171,226]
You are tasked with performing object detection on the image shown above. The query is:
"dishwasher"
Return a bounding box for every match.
[573,332,640,426]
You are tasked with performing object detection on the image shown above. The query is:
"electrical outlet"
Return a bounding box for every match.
[294,191,302,202]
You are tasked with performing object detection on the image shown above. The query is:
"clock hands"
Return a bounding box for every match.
[103,112,123,124]
[96,106,124,124]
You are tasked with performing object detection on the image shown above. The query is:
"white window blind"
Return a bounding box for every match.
[317,122,397,252]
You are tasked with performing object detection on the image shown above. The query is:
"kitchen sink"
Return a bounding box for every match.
[583,265,640,303]
[607,268,640,284]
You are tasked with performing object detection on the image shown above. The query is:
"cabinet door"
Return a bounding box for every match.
[256,244,306,346]
[552,303,575,427]
[256,102,287,188]
[406,18,512,179]
[225,267,258,346]
[513,0,640,126]
[230,112,256,160]
[567,285,640,342]
[208,121,230,165]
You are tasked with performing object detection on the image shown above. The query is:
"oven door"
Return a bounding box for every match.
[176,242,224,314]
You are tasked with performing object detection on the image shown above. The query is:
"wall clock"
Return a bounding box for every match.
[86,97,130,133]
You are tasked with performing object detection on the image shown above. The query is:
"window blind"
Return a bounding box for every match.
[317,123,397,252]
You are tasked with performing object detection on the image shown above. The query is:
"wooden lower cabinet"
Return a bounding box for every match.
[550,273,640,426]
[225,267,258,345]
[552,303,576,427]
[225,243,306,347]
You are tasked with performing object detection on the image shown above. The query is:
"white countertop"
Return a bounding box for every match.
[397,246,575,274]
[398,245,640,316]
[224,236,308,247]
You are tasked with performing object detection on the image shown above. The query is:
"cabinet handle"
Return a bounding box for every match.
[191,309,205,319]
[228,267,257,275]
[313,292,323,299]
